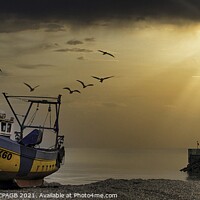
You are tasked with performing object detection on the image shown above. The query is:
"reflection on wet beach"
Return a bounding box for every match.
[46,148,188,185]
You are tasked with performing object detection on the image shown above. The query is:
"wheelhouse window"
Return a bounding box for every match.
[1,122,6,132]
[7,123,12,133]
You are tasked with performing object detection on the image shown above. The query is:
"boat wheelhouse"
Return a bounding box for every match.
[0,111,14,138]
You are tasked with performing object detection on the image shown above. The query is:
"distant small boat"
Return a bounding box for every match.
[0,93,65,187]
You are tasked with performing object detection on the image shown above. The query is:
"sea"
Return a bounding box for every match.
[45,148,190,185]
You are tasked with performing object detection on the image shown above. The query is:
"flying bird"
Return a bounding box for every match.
[91,76,114,83]
[24,82,40,92]
[98,50,115,58]
[76,80,94,88]
[63,87,81,94]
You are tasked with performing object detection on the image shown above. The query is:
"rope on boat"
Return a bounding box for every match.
[27,103,39,126]
[42,104,52,128]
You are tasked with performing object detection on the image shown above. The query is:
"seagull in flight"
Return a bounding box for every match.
[91,76,114,83]
[76,80,94,88]
[98,50,115,58]
[24,82,40,92]
[63,87,81,94]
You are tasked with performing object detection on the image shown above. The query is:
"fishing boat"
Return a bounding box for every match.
[0,93,65,187]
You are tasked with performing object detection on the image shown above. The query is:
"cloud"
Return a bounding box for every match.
[0,19,65,33]
[67,39,83,45]
[84,37,95,42]
[77,56,85,60]
[54,48,93,53]
[0,0,200,33]
[44,23,65,32]
[0,19,41,33]
[41,43,60,49]
[16,64,55,69]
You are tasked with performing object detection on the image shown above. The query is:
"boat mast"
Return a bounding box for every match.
[54,94,61,148]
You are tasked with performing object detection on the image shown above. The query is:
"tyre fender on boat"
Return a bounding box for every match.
[56,147,65,168]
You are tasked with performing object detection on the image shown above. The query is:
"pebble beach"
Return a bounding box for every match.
[1,178,200,200]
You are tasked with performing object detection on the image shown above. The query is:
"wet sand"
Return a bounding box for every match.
[0,178,199,200]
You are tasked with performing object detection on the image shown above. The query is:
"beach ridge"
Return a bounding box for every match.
[0,178,199,200]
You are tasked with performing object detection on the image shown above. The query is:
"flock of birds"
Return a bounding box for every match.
[23,50,115,94]
[63,75,114,94]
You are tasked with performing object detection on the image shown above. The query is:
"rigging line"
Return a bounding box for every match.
[43,104,52,128]
[43,111,49,127]
[27,103,39,126]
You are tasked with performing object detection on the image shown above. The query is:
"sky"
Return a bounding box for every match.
[1,0,200,149]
